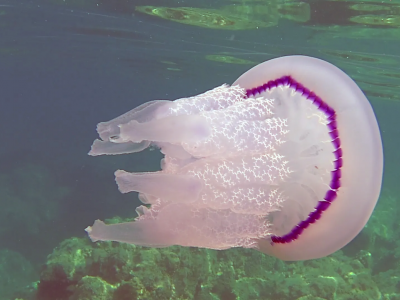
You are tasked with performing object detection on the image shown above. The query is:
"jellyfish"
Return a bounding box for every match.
[86,55,383,261]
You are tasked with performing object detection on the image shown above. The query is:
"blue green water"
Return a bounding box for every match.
[0,0,399,299]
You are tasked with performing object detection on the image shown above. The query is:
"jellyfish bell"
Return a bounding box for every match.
[233,56,383,260]
[87,55,383,261]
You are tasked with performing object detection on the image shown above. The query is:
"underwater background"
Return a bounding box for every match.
[0,0,399,299]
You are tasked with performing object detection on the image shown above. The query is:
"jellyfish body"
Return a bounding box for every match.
[86,56,383,261]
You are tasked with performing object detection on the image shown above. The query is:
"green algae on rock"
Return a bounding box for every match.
[36,235,392,300]
[0,249,37,299]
